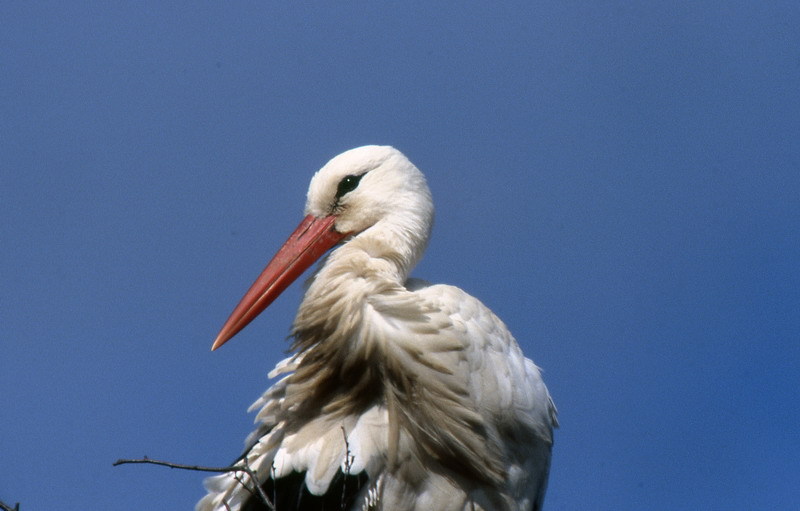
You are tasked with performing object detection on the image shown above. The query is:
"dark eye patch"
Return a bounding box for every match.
[335,173,366,199]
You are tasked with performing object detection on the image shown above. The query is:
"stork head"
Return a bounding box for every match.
[212,145,434,350]
[305,145,433,237]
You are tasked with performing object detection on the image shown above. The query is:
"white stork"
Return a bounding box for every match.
[197,146,557,511]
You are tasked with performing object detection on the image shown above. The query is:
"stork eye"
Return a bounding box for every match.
[335,173,365,199]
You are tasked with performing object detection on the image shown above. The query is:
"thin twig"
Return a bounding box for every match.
[113,457,239,473]
[340,425,354,510]
[270,461,278,507]
[0,500,19,511]
[240,457,275,511]
[341,426,354,475]
[113,456,274,510]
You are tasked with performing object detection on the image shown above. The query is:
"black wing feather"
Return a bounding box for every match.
[242,469,369,511]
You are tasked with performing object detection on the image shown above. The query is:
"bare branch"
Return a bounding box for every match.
[113,456,236,473]
[0,500,19,511]
[239,457,275,511]
[113,456,274,510]
[341,426,354,475]
[340,425,354,510]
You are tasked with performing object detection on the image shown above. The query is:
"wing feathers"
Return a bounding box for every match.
[199,280,556,511]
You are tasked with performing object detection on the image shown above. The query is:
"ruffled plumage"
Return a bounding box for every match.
[197,146,556,511]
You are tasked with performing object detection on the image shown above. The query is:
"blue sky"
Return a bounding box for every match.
[2,2,798,509]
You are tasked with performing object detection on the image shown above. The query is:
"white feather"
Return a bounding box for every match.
[197,146,556,511]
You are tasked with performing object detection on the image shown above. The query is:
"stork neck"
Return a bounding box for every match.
[325,210,431,282]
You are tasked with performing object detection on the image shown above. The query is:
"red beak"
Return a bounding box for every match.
[212,214,348,350]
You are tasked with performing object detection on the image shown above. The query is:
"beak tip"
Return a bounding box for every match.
[210,333,228,351]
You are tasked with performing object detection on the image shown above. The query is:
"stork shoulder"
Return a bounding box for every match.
[407,280,557,442]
